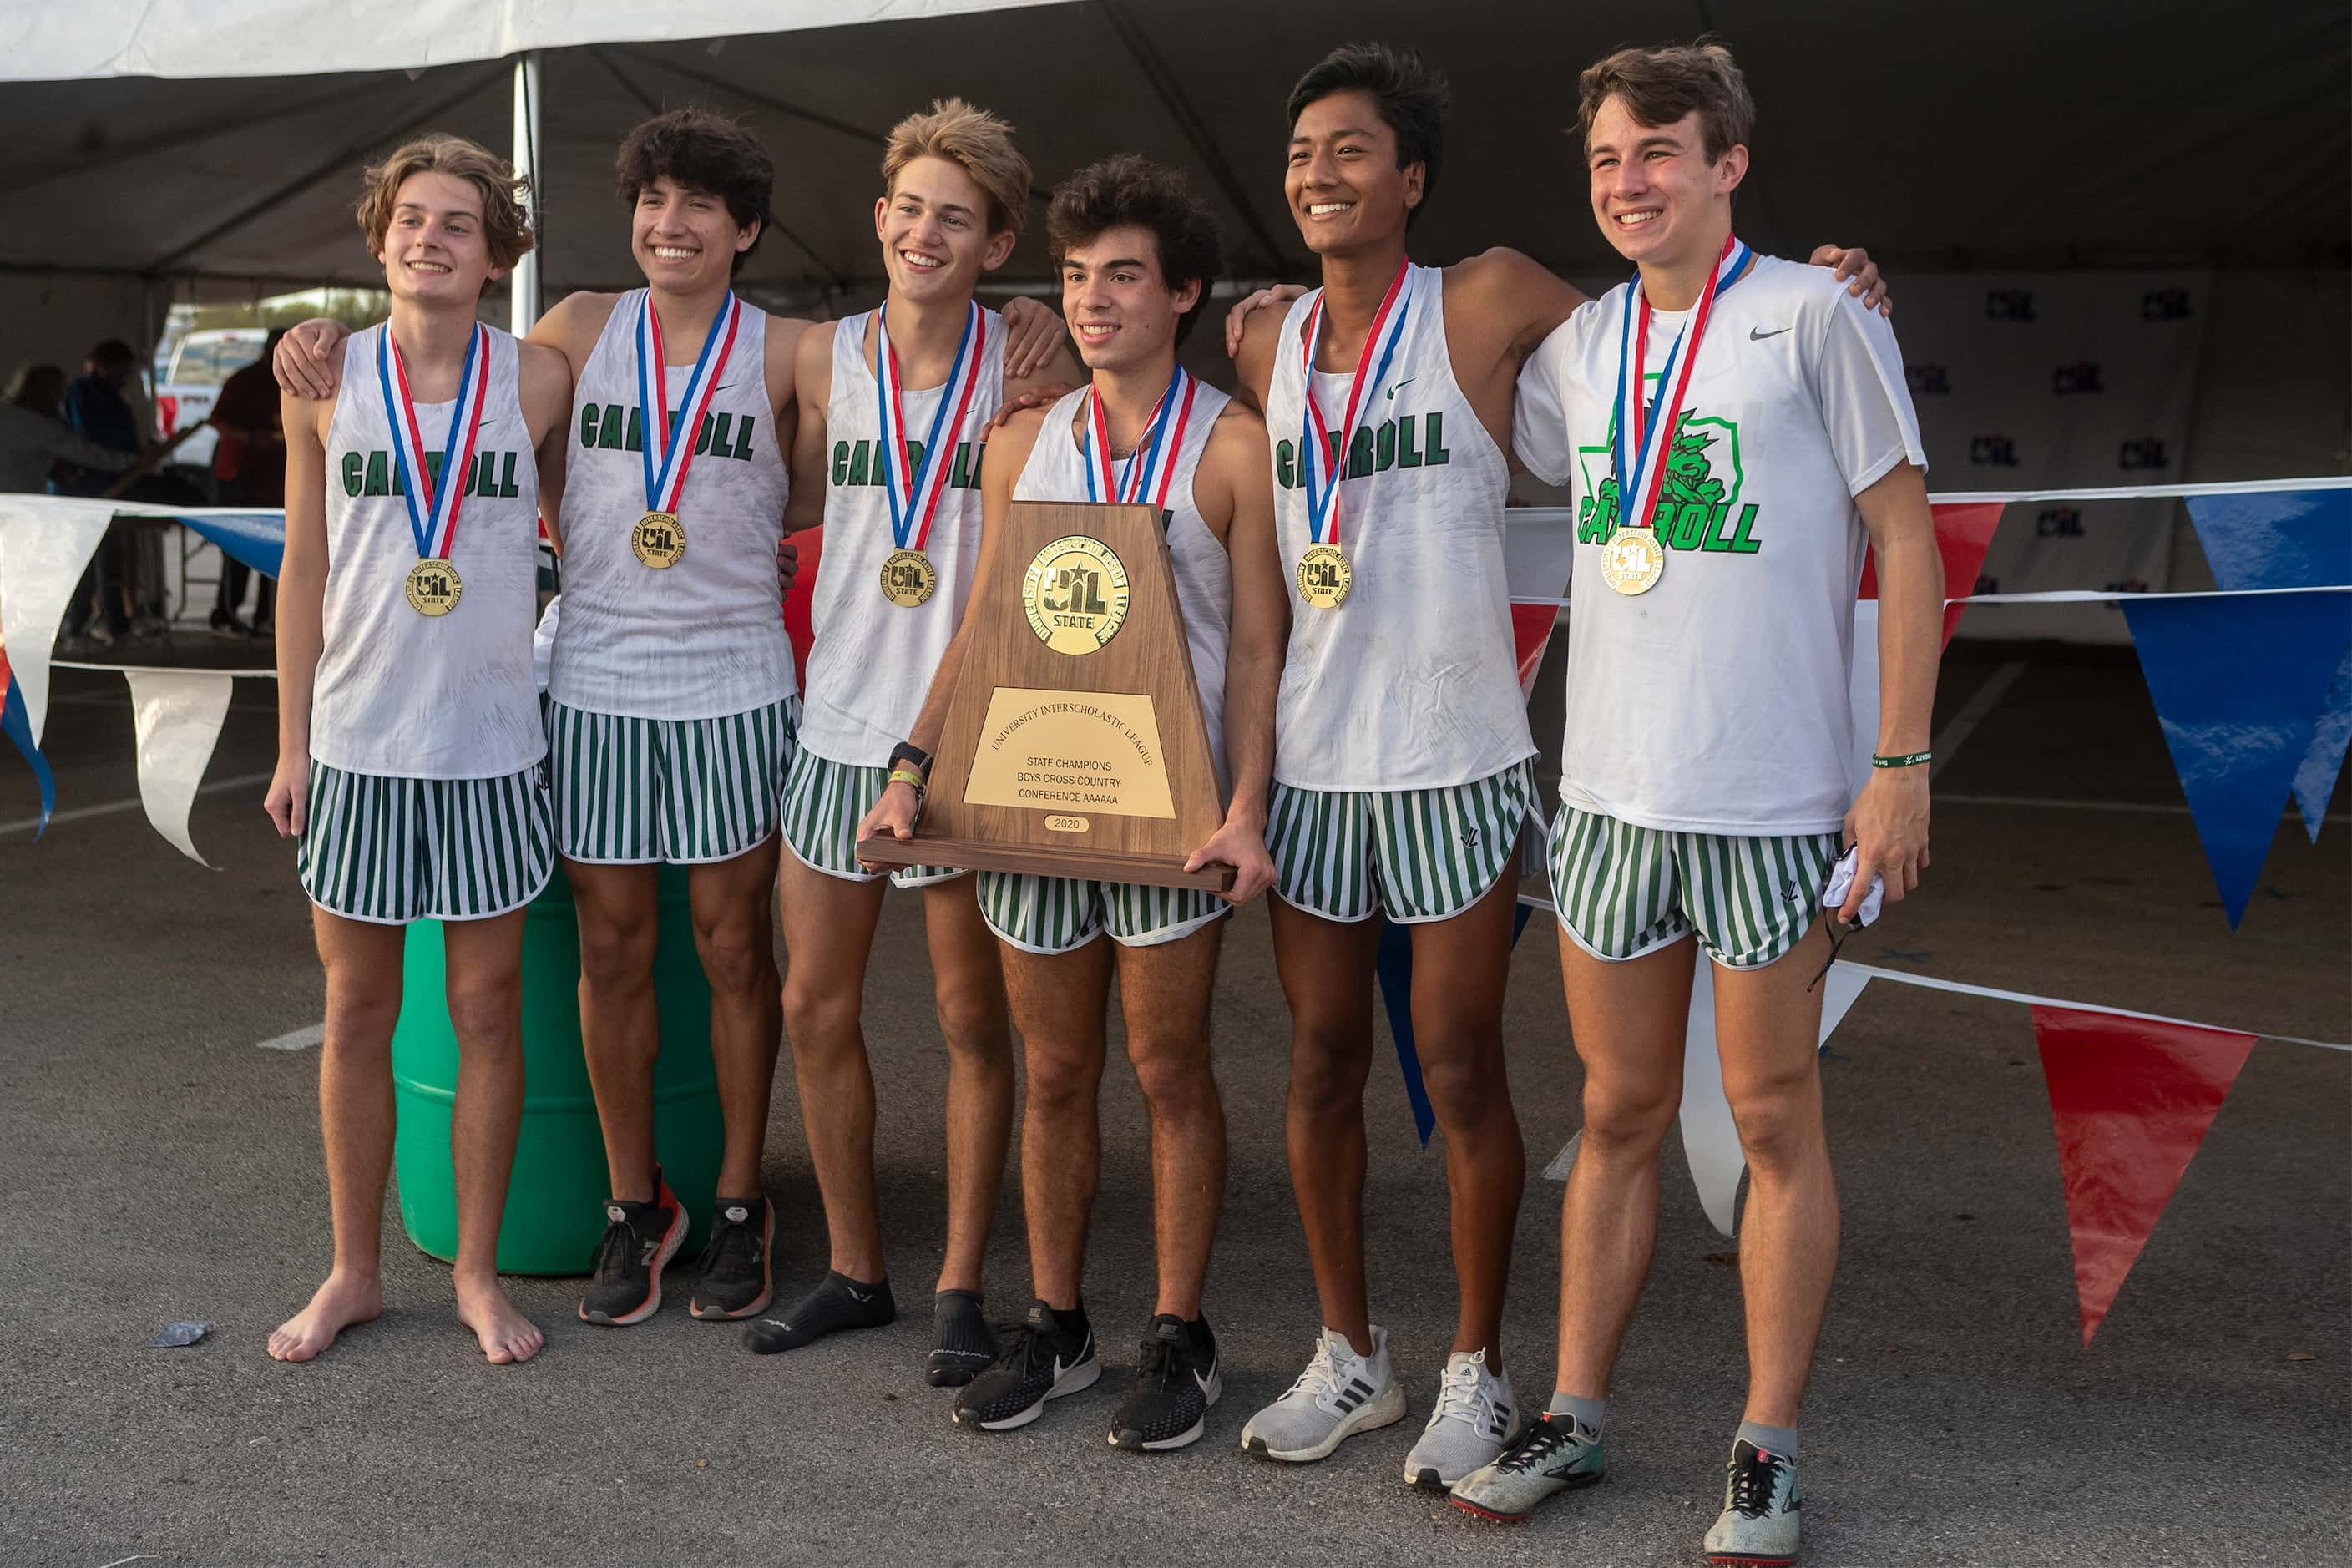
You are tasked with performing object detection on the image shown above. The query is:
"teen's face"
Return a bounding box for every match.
[377,171,501,304]
[1286,89,1423,256]
[877,156,1016,305]
[1586,99,1746,269]
[1060,225,1199,375]
[632,176,756,291]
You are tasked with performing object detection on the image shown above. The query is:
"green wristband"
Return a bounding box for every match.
[1872,750,1932,769]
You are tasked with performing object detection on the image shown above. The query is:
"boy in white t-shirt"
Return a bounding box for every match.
[1449,41,1942,1565]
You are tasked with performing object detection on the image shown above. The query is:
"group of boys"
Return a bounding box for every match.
[270,34,1935,1565]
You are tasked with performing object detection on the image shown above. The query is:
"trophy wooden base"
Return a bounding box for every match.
[855,835,1236,893]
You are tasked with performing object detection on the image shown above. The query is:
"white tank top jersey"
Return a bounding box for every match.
[311,324,544,780]
[1513,254,1928,835]
[797,308,1006,767]
[549,288,793,721]
[1013,381,1237,795]
[1265,264,1530,792]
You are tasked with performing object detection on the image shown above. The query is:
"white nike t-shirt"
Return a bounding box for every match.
[1515,255,1926,835]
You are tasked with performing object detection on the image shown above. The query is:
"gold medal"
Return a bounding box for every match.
[879,548,938,609]
[1599,526,1665,596]
[405,558,462,616]
[1296,543,1353,609]
[632,510,686,569]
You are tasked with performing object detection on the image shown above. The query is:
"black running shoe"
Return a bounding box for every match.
[577,1176,686,1326]
[1109,1313,1222,1452]
[743,1270,895,1354]
[950,1301,1099,1431]
[928,1289,999,1388]
[689,1194,774,1320]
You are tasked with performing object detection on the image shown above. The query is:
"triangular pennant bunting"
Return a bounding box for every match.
[2031,1005,2255,1343]
[2119,589,2352,925]
[1860,500,2006,645]
[124,668,236,867]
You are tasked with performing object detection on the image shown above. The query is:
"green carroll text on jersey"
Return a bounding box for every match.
[1576,407,1763,555]
[1273,411,1451,490]
[830,437,984,493]
[577,402,760,463]
[341,447,526,499]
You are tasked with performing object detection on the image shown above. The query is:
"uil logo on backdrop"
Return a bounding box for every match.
[1023,535,1130,655]
[2036,506,2086,539]
[2051,362,2104,396]
[1969,436,2021,467]
[1985,289,2038,322]
[1905,363,1951,397]
[2141,288,2193,322]
[1573,386,1763,556]
[2118,438,2170,471]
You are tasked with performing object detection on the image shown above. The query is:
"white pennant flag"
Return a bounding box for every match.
[124,668,235,866]
[1677,957,1877,1235]
[0,497,114,744]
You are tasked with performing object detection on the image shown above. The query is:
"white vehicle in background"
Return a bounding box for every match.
[152,327,267,475]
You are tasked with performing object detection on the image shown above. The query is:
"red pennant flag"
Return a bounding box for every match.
[2031,1005,2256,1344]
[1510,602,1557,700]
[1860,501,2006,646]
[781,524,823,686]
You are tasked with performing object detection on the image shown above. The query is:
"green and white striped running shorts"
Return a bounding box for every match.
[976,870,1229,956]
[297,758,554,924]
[779,747,968,889]
[547,695,799,866]
[1547,802,1842,969]
[1265,758,1537,925]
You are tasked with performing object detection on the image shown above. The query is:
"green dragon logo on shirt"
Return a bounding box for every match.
[1577,397,1762,555]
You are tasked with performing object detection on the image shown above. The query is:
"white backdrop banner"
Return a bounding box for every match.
[1895,271,2212,643]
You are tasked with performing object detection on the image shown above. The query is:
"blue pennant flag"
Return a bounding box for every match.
[2186,488,2352,839]
[2121,589,2352,927]
[175,511,286,582]
[1375,903,1536,1147]
[2,666,56,838]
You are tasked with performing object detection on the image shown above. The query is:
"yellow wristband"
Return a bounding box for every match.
[888,766,928,792]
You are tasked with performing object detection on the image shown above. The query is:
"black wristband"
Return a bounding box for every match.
[888,741,933,779]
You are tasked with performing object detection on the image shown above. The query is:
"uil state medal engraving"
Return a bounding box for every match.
[405,558,462,616]
[632,510,687,569]
[1296,542,1353,609]
[879,547,938,608]
[1600,526,1665,596]
[1022,534,1130,655]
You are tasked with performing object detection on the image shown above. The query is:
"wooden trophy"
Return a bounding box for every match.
[857,499,1233,891]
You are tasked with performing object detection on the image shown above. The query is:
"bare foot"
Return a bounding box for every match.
[453,1272,545,1365]
[267,1270,383,1362]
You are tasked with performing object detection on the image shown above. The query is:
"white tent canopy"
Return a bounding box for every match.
[2,0,2343,315]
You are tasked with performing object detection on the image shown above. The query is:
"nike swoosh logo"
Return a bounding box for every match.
[1750,326,1792,341]
[1384,377,1415,401]
[847,1287,873,1302]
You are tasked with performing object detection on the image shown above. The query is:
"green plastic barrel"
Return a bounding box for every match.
[390,863,724,1275]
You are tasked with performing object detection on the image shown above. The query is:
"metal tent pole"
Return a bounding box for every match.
[511,51,544,335]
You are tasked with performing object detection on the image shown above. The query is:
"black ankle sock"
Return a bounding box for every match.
[933,1290,996,1358]
[746,1270,895,1353]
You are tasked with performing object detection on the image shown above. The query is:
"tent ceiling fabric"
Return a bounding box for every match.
[0,1,1050,81]
[1,0,2342,306]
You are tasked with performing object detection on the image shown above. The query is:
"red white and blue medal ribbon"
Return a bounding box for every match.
[1610,234,1751,537]
[377,321,489,563]
[875,300,985,553]
[1081,364,1196,512]
[636,289,741,518]
[1297,258,1411,548]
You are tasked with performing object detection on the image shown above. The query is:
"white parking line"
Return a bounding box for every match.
[255,1023,325,1051]
[0,771,273,837]
[1929,660,2027,780]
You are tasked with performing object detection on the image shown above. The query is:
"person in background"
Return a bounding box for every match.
[1,362,138,496]
[56,340,149,643]
[209,328,290,637]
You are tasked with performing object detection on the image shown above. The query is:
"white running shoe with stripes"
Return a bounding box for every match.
[1240,1325,1408,1463]
[1404,1349,1517,1489]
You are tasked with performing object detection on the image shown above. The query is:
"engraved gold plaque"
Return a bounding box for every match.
[959,688,1176,822]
